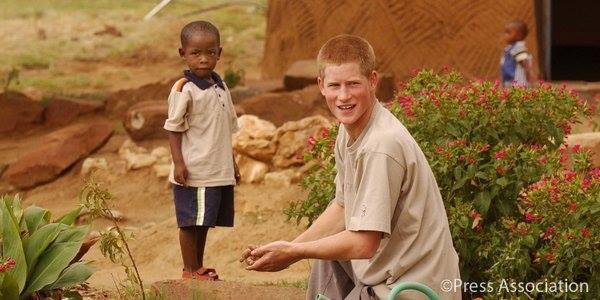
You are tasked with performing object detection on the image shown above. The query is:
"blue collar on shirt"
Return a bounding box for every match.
[184,70,226,90]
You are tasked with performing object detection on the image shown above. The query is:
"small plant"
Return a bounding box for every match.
[0,194,95,299]
[80,178,146,300]
[223,67,245,89]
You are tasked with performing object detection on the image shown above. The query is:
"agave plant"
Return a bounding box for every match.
[0,194,95,299]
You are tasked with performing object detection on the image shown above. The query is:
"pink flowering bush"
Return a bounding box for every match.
[486,158,600,299]
[286,69,597,297]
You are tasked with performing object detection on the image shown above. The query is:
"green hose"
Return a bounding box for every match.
[388,282,440,300]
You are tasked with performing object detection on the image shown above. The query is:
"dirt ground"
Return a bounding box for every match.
[1,127,311,298]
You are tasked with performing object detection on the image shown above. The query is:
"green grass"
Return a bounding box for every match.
[0,0,266,96]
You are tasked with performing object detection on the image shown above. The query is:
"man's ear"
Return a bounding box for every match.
[178,48,185,58]
[369,70,379,92]
[317,76,326,96]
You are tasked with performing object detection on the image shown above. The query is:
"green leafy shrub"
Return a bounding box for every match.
[286,69,596,298]
[483,148,600,299]
[0,195,94,299]
[223,67,245,89]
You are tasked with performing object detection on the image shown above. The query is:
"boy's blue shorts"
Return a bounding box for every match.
[172,184,234,228]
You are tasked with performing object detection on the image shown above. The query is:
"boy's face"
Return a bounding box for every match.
[318,62,378,134]
[179,32,221,79]
[503,24,521,45]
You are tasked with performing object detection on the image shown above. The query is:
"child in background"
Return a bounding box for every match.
[501,20,534,87]
[164,20,240,281]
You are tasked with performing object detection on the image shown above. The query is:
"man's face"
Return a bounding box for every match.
[179,32,221,79]
[318,62,378,133]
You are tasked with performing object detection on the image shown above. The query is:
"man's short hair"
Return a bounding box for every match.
[180,20,220,47]
[317,34,376,77]
[509,20,528,39]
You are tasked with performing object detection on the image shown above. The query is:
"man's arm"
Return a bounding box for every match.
[293,201,346,243]
[168,131,187,185]
[244,229,381,272]
[519,60,534,84]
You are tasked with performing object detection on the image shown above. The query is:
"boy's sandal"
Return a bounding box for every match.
[193,267,220,281]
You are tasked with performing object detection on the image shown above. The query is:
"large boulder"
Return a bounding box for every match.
[236,154,269,183]
[271,115,331,168]
[0,91,44,133]
[233,115,277,162]
[566,132,600,167]
[237,85,332,126]
[118,139,157,170]
[44,96,104,126]
[105,78,174,118]
[2,122,114,189]
[123,101,168,141]
[283,60,318,91]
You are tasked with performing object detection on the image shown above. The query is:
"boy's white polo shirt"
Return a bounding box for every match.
[163,76,239,187]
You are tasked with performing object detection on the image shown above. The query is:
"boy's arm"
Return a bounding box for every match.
[233,153,241,183]
[168,131,187,186]
[519,60,534,84]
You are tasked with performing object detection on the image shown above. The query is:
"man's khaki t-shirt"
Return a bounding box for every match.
[163,77,239,187]
[334,102,461,300]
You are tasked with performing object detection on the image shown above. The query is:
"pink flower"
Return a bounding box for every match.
[538,156,548,165]
[545,252,556,263]
[479,144,490,153]
[320,128,329,139]
[564,170,577,182]
[563,125,572,135]
[572,144,581,153]
[307,136,316,146]
[525,212,535,222]
[569,202,577,212]
[0,257,16,273]
[496,165,505,175]
[581,227,591,238]
[588,168,600,178]
[581,178,592,190]
[542,226,556,240]
[493,150,507,160]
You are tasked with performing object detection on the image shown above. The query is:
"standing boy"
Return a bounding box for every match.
[164,20,240,281]
[501,20,533,87]
[241,35,461,300]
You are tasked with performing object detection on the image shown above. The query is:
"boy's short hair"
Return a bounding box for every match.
[317,34,376,77]
[509,20,528,39]
[180,20,220,48]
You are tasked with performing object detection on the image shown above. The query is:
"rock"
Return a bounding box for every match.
[233,115,278,162]
[236,115,277,139]
[119,139,148,156]
[271,115,331,168]
[237,85,332,126]
[44,96,104,127]
[123,101,168,141]
[21,87,43,101]
[230,79,284,104]
[153,164,171,178]
[0,91,44,133]
[236,154,269,183]
[105,78,173,119]
[81,157,108,175]
[567,133,600,167]
[151,146,171,164]
[118,140,156,170]
[264,170,295,187]
[234,104,246,116]
[283,59,318,91]
[2,122,114,189]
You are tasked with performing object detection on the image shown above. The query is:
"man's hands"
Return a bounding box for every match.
[174,162,188,186]
[240,241,300,272]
